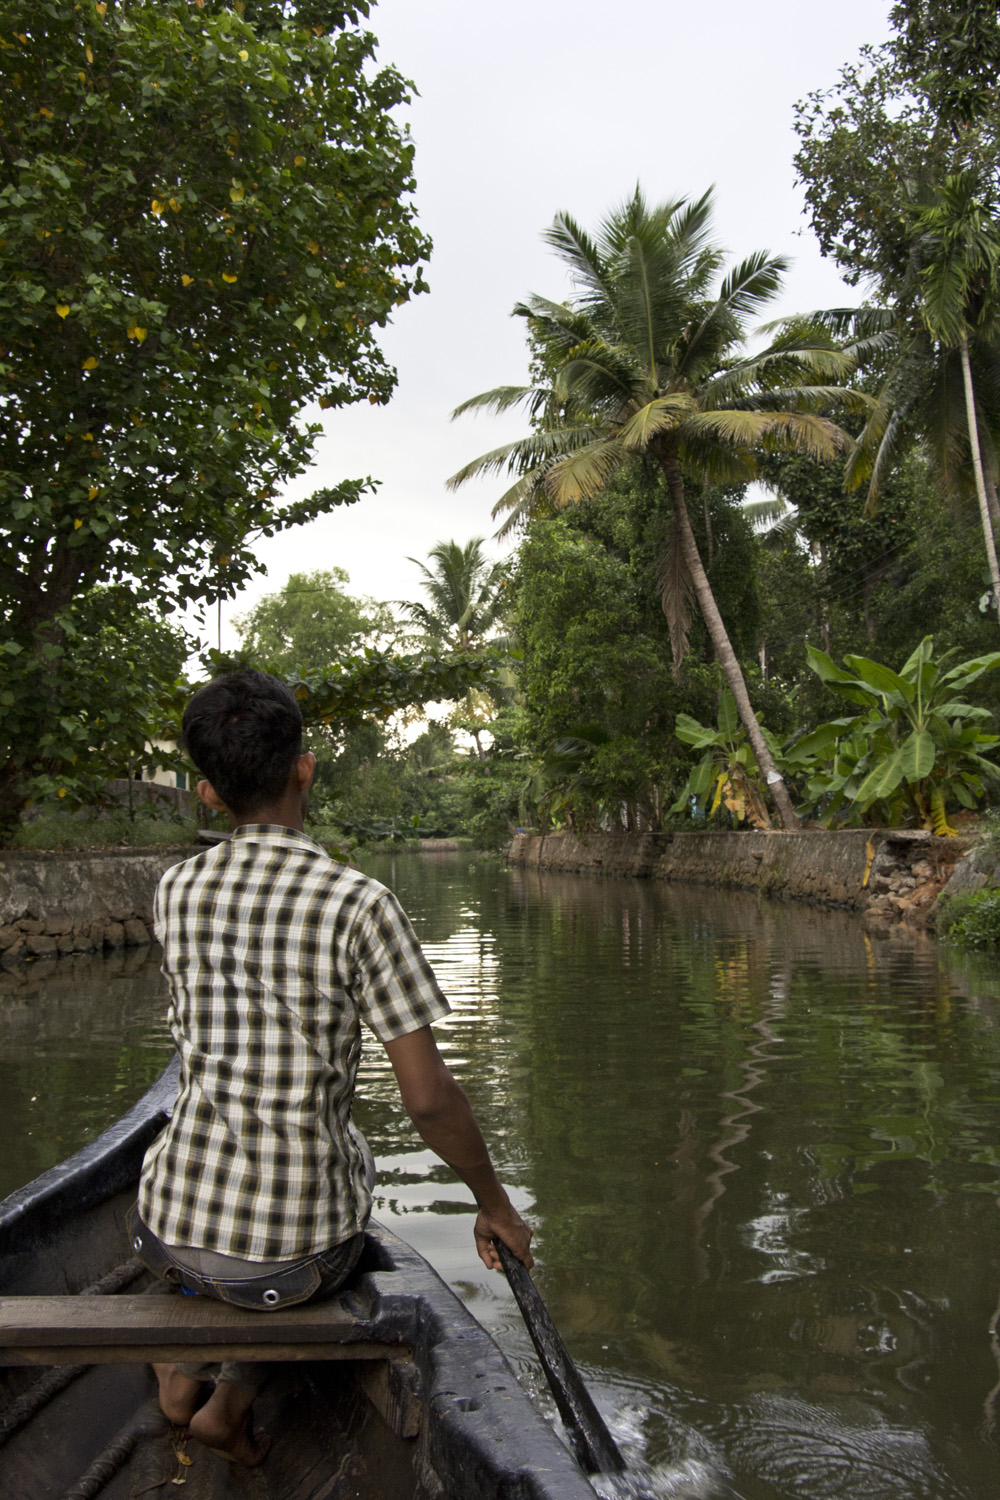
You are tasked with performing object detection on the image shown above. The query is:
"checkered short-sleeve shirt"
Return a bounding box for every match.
[137,825,450,1260]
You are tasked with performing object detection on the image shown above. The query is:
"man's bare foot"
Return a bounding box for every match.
[153,1363,209,1425]
[189,1379,271,1467]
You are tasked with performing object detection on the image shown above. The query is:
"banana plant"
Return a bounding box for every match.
[788,637,1000,832]
[671,690,776,829]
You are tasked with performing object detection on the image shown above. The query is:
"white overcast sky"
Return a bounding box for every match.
[208,0,892,653]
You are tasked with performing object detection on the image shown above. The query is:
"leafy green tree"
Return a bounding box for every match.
[235,568,396,673]
[757,448,922,651]
[910,172,1000,617]
[25,587,189,811]
[808,178,1000,625]
[511,515,717,832]
[232,568,399,814]
[0,0,429,837]
[890,0,1000,130]
[867,468,1000,675]
[794,10,1000,630]
[450,189,861,828]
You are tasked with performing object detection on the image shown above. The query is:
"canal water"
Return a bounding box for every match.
[3,851,1000,1499]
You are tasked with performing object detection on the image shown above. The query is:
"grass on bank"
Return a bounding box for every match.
[10,810,202,851]
[8,811,480,857]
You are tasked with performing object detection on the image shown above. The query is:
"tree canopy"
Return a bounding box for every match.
[234,568,396,676]
[0,0,429,835]
[451,188,862,827]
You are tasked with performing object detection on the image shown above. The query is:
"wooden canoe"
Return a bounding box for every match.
[0,1060,599,1499]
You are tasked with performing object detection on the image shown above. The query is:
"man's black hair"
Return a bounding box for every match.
[182,669,303,818]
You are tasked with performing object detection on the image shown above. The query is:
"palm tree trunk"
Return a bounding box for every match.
[959,336,1000,626]
[660,454,800,829]
[984,468,1000,536]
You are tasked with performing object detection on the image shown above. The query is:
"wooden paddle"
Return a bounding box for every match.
[494,1237,626,1477]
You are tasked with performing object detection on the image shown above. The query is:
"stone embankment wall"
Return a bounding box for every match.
[508,828,971,923]
[0,846,194,966]
[0,830,984,970]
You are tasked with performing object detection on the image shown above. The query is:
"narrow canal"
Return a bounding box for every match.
[3,850,1000,1499]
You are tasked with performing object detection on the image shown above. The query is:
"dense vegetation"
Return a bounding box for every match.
[0,0,429,835]
[8,0,1000,856]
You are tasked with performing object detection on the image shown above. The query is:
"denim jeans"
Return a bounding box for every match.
[126,1205,367,1391]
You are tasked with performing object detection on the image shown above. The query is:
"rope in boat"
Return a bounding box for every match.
[59,1406,164,1500]
[0,1257,145,1447]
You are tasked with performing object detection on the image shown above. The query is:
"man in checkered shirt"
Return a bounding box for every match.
[131,669,532,1465]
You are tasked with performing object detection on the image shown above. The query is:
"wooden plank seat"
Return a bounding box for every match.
[0,1294,412,1367]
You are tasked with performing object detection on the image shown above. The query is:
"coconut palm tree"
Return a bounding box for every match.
[863,174,1000,615]
[400,538,505,651]
[822,173,1000,623]
[401,537,507,760]
[448,189,863,829]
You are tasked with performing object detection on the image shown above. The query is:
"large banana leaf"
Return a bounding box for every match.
[900,728,937,781]
[854,748,907,804]
[805,646,881,707]
[943,650,1000,689]
[900,636,936,680]
[783,722,842,764]
[718,690,739,740]
[930,701,995,720]
[854,729,935,803]
[842,655,911,702]
[675,713,724,749]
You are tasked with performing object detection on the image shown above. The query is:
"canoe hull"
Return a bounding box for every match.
[0,1062,598,1500]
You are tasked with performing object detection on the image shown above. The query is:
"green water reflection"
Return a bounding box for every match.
[0,945,170,1199]
[4,852,1000,1498]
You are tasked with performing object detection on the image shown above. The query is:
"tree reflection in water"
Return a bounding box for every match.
[5,852,1000,1498]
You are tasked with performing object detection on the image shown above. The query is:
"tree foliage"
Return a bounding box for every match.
[512,514,717,832]
[400,538,505,650]
[0,0,429,836]
[234,568,396,674]
[890,0,1000,130]
[793,5,1000,298]
[451,187,861,826]
[784,637,1000,831]
[14,587,189,811]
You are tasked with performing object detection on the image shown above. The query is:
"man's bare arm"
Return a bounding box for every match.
[383,1026,534,1270]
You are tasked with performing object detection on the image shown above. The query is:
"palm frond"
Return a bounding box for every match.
[679,252,789,379]
[657,514,695,672]
[617,393,695,450]
[556,342,643,409]
[767,305,897,340]
[846,408,904,505]
[682,408,849,460]
[450,383,554,423]
[726,384,874,415]
[447,423,607,489]
[676,431,759,486]
[699,340,856,403]
[543,212,615,304]
[660,190,719,279]
[542,439,627,507]
[514,294,596,345]
[490,470,550,539]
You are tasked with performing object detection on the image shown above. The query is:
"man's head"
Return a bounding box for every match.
[182,669,309,821]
